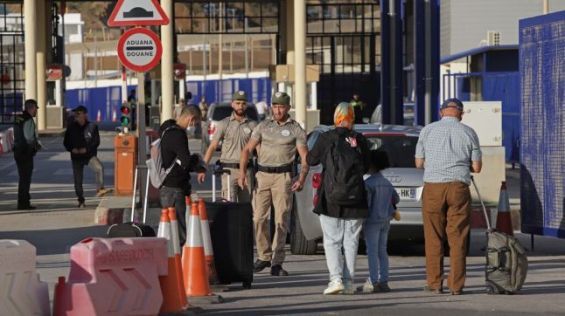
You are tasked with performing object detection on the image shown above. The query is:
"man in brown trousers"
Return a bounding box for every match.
[239,91,308,276]
[415,98,482,295]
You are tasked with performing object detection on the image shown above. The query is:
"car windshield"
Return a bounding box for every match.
[211,106,234,121]
[365,135,418,168]
[211,105,258,121]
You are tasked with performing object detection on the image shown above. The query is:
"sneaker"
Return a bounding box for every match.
[323,280,344,295]
[96,188,113,197]
[357,278,375,293]
[253,260,271,273]
[270,265,289,276]
[78,201,86,208]
[342,281,355,295]
[376,282,391,293]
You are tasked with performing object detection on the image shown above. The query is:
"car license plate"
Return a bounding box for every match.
[396,188,417,200]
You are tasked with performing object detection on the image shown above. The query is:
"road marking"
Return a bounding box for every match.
[0,161,15,172]
[53,169,73,176]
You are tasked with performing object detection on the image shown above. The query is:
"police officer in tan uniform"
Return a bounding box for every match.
[200,91,257,202]
[239,91,309,276]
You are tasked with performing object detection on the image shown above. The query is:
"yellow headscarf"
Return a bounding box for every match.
[333,102,355,127]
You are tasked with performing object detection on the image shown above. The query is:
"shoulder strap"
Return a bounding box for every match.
[160,125,181,170]
[161,125,178,138]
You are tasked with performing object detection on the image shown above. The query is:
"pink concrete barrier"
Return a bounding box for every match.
[53,237,168,316]
[0,240,50,316]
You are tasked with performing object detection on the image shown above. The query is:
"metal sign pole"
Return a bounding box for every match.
[137,72,147,212]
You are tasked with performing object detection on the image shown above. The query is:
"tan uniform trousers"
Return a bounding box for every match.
[253,171,293,265]
[422,182,471,292]
[221,167,254,202]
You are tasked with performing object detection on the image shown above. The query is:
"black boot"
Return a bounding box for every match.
[253,260,271,273]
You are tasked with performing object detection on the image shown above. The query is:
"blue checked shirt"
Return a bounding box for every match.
[415,117,482,185]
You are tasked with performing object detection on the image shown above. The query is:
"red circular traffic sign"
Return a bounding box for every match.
[117,28,162,72]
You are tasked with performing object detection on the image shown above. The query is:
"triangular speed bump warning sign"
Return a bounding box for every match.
[108,0,170,27]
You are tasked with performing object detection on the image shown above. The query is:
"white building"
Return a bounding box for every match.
[440,0,565,100]
[59,13,85,44]
[441,0,565,57]
[59,13,85,80]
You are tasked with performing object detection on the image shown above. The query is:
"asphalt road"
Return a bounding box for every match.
[0,133,564,315]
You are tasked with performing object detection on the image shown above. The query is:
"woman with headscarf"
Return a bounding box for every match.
[306,102,371,295]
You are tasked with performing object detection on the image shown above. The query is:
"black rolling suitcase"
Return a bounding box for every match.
[206,168,254,289]
[107,166,156,237]
[471,177,527,294]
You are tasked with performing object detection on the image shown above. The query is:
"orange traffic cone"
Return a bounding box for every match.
[158,209,188,313]
[496,181,513,236]
[199,199,218,284]
[169,207,186,306]
[168,207,188,305]
[185,196,192,236]
[181,200,212,297]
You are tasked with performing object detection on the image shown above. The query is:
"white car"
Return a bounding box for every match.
[290,124,425,255]
[200,102,258,153]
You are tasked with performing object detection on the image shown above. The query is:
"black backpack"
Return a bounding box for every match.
[323,131,367,206]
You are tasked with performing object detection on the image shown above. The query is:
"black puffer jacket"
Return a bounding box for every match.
[159,119,202,194]
[64,120,100,162]
[306,127,371,219]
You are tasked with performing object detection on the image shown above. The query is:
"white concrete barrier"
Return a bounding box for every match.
[0,240,50,316]
[0,127,14,155]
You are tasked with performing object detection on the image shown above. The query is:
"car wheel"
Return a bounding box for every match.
[290,202,318,255]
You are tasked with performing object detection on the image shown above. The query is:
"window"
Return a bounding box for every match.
[366,135,418,168]
[175,1,279,34]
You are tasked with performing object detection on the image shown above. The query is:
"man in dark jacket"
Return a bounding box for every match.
[306,102,371,295]
[159,105,205,245]
[64,106,111,208]
[13,99,40,210]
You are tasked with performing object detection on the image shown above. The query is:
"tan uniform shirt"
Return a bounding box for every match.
[213,113,257,164]
[251,117,306,167]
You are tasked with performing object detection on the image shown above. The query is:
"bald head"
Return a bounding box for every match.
[440,105,463,120]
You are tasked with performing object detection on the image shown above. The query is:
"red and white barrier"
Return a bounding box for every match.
[53,237,168,316]
[0,240,50,316]
[0,127,14,155]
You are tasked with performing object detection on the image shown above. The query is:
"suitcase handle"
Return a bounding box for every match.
[213,169,231,176]
[131,165,150,224]
[471,176,493,231]
[212,168,232,202]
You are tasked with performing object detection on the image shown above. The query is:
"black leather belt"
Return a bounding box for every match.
[220,162,252,169]
[258,164,293,173]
